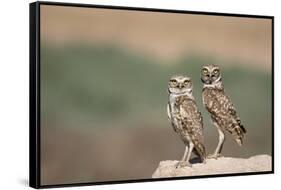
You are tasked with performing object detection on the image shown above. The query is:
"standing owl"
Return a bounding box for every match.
[201,64,246,159]
[167,75,206,168]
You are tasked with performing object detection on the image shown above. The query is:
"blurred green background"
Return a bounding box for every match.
[40,5,272,185]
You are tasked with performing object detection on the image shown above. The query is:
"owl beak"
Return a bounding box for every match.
[201,77,211,84]
[206,80,212,84]
[206,79,212,84]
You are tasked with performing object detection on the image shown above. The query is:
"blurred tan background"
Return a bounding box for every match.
[41,5,271,69]
[40,5,272,185]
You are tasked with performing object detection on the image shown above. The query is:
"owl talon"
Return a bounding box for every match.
[176,161,192,168]
[202,158,207,164]
[207,153,222,159]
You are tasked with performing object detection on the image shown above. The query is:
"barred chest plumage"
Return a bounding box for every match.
[202,87,228,126]
[202,87,223,111]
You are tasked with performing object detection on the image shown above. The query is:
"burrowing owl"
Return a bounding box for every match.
[201,64,246,159]
[167,75,206,168]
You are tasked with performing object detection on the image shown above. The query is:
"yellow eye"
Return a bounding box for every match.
[184,80,190,85]
[170,79,177,86]
[202,68,208,75]
[213,69,219,74]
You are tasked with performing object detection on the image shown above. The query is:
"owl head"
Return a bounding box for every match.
[201,64,222,85]
[168,75,193,95]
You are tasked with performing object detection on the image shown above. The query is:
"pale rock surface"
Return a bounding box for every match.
[152,155,271,178]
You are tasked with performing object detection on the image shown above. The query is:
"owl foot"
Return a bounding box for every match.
[176,161,192,168]
[202,158,207,164]
[207,153,222,159]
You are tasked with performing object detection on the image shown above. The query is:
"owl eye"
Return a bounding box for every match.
[213,69,220,75]
[183,80,190,85]
[202,68,208,75]
[170,79,177,86]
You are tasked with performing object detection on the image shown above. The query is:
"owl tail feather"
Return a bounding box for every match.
[235,117,246,134]
[235,138,243,146]
[233,123,246,146]
[240,124,247,134]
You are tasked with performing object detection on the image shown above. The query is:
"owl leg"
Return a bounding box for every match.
[185,142,194,164]
[176,146,191,168]
[181,146,189,161]
[208,123,225,159]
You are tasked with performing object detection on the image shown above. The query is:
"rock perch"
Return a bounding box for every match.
[152,155,271,178]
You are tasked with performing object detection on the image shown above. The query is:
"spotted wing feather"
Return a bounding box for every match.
[176,96,206,159]
[203,88,246,145]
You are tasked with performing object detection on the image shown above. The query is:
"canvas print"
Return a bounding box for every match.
[30,2,273,188]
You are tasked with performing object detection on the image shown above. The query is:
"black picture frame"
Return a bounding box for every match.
[29,1,274,188]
